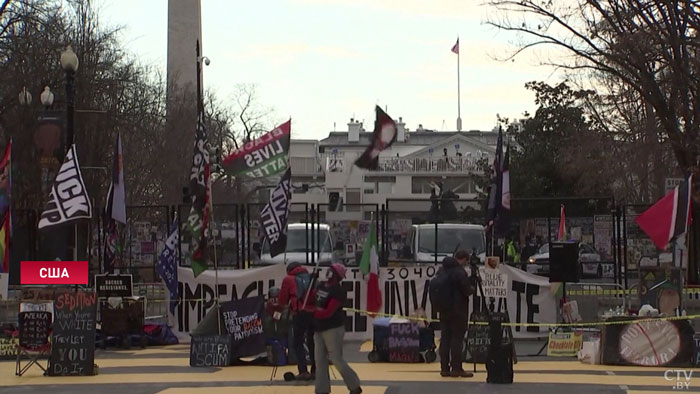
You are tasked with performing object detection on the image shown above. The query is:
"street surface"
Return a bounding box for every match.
[1,340,697,394]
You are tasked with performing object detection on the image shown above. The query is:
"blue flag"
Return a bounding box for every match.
[156,220,179,314]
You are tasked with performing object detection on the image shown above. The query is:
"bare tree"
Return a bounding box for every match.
[487,0,700,179]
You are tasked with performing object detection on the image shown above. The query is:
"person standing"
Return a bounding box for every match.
[279,262,315,381]
[313,263,362,394]
[431,253,474,378]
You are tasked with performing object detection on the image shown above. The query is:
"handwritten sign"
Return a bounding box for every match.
[387,323,419,363]
[48,291,96,376]
[479,267,508,299]
[547,331,583,357]
[0,337,19,359]
[466,311,490,363]
[95,274,133,298]
[189,335,232,367]
[19,311,52,348]
[220,296,265,359]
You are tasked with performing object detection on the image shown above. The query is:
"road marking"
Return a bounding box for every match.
[157,386,388,394]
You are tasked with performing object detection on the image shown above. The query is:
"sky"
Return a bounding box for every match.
[100,0,562,140]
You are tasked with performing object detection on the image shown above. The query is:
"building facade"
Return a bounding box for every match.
[288,118,500,222]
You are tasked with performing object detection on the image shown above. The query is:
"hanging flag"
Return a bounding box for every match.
[354,106,398,170]
[103,214,118,273]
[107,133,126,224]
[259,168,292,258]
[635,174,693,250]
[451,38,459,54]
[495,142,511,235]
[359,220,382,314]
[156,219,179,314]
[558,204,566,241]
[0,141,10,274]
[222,120,291,178]
[486,127,504,229]
[188,112,212,277]
[38,145,92,229]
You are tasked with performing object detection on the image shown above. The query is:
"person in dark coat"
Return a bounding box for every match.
[279,262,315,380]
[439,255,474,378]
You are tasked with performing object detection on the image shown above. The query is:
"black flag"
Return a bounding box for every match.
[354,106,397,170]
[259,168,292,257]
[38,145,92,229]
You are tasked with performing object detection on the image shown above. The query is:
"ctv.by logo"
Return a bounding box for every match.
[665,370,693,390]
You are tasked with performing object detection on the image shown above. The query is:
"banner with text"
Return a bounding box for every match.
[172,263,555,340]
[222,120,291,178]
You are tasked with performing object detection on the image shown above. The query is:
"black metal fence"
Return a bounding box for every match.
[5,197,695,289]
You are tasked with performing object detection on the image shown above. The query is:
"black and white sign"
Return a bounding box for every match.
[259,168,292,257]
[220,296,265,359]
[173,264,555,340]
[18,311,52,348]
[189,335,232,367]
[38,145,92,229]
[480,267,508,299]
[49,291,96,376]
[95,274,133,298]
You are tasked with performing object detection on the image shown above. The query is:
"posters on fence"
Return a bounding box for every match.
[172,263,555,340]
[220,296,265,359]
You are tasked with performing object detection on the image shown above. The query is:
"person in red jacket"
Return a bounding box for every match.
[279,262,315,381]
[313,263,362,394]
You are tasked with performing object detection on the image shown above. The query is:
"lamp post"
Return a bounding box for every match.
[60,45,79,262]
[60,45,79,149]
[18,87,32,106]
[40,86,54,109]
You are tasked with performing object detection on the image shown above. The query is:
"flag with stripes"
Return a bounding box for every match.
[635,174,693,250]
[38,145,92,229]
[259,168,292,258]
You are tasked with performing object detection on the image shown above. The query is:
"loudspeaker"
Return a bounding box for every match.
[549,242,580,283]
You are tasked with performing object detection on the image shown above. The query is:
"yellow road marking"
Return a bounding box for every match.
[158,386,388,394]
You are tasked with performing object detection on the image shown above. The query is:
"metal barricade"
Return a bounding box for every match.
[133,282,168,325]
[565,282,629,324]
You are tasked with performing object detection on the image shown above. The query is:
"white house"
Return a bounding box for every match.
[288,118,500,222]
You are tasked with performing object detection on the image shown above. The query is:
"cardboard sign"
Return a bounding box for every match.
[95,274,133,298]
[48,291,97,376]
[18,311,52,348]
[547,331,583,357]
[0,337,18,359]
[479,267,508,299]
[189,335,233,367]
[387,322,419,363]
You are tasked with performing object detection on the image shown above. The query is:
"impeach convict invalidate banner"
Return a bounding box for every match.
[222,120,291,178]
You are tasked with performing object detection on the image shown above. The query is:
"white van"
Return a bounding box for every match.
[257,223,335,266]
[408,223,486,263]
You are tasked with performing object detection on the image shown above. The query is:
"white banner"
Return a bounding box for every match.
[172,263,555,340]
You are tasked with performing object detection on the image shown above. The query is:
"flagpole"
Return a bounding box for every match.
[456,37,462,132]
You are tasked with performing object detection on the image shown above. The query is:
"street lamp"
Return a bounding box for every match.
[40,86,54,109]
[18,86,32,106]
[60,45,78,148]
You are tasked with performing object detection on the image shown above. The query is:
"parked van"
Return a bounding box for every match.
[408,223,486,263]
[257,223,335,266]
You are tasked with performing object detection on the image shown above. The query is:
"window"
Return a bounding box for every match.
[418,227,485,254]
[346,189,361,211]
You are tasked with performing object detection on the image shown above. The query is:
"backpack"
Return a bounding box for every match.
[295,272,312,309]
[429,269,452,313]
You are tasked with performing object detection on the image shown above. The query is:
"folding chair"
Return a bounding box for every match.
[15,311,52,376]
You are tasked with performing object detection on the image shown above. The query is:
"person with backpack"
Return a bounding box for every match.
[313,263,362,394]
[429,252,474,378]
[279,262,315,381]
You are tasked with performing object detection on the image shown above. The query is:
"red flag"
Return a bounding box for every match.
[451,38,459,54]
[558,204,566,241]
[636,174,693,250]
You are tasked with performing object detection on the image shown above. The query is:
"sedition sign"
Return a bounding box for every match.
[95,274,133,298]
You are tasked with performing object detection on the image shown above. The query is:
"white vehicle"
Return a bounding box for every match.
[407,223,486,263]
[257,223,335,266]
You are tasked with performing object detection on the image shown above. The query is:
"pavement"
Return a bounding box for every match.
[1,339,698,394]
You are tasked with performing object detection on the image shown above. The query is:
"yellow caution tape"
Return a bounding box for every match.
[341,307,700,328]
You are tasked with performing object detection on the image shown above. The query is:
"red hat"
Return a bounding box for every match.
[330,263,346,279]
